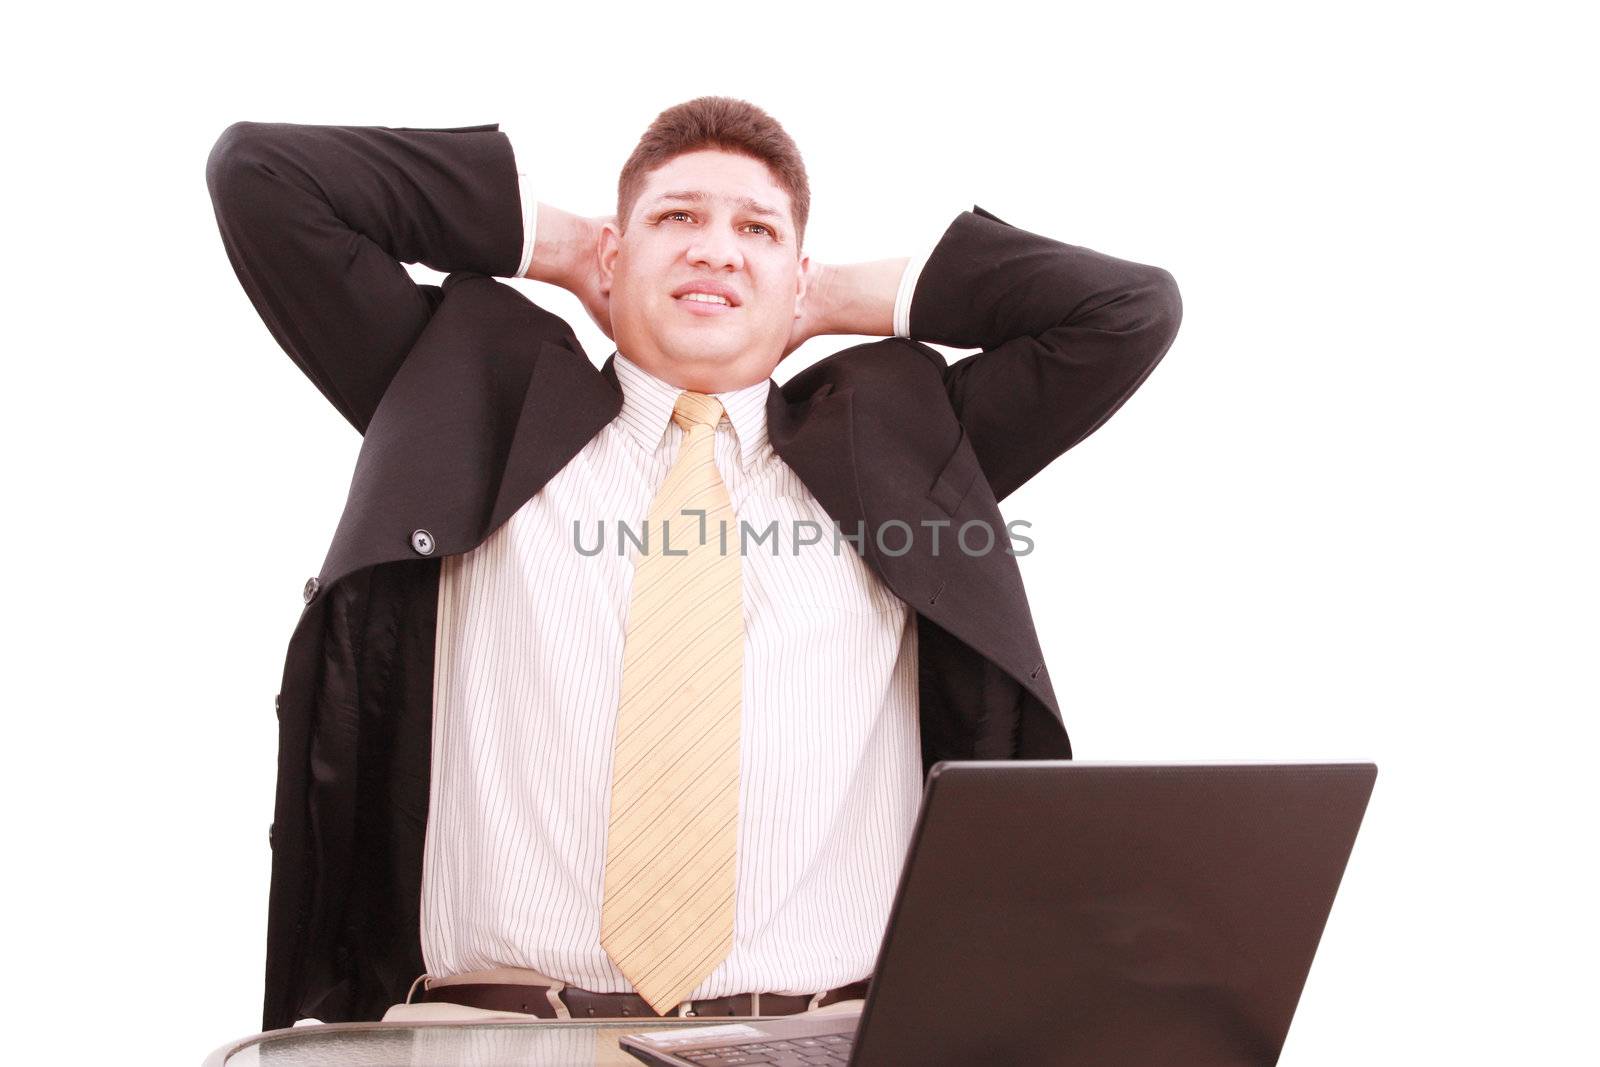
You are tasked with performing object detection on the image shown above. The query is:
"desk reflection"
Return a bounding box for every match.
[206,1017,743,1067]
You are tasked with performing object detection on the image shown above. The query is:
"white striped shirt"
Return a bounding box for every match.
[419,348,925,997]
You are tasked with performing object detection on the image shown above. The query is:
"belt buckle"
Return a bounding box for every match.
[405,971,572,1019]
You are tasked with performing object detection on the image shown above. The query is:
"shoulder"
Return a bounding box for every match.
[780,338,945,401]
[440,271,586,351]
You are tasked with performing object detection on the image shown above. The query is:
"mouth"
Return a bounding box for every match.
[678,292,739,313]
[671,282,741,313]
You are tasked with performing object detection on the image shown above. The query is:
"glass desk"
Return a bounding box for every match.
[203,1018,765,1066]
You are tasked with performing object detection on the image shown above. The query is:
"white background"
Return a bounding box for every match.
[3,1,1594,1062]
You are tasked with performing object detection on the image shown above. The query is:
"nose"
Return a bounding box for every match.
[686,220,744,273]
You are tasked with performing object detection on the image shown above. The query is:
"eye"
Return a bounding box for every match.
[661,210,692,222]
[745,223,774,237]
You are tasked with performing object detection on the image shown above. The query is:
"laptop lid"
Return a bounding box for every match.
[844,760,1376,1066]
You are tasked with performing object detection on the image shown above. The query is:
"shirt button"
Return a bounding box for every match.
[302,577,320,603]
[410,529,436,556]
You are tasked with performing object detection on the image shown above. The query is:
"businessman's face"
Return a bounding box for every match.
[600,149,809,392]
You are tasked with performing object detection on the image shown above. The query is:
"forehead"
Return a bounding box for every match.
[637,149,793,223]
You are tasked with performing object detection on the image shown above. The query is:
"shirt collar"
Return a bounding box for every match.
[612,350,771,471]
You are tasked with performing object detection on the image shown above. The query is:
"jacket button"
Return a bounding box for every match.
[302,577,320,603]
[410,529,436,556]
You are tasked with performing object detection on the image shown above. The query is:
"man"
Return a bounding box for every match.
[205,97,1182,1032]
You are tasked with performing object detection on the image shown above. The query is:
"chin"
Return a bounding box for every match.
[661,335,747,367]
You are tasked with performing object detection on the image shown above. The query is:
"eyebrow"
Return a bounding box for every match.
[649,190,786,222]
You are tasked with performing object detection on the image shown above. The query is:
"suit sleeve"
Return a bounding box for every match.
[892,229,944,338]
[500,125,540,280]
[908,206,1183,502]
[204,121,526,434]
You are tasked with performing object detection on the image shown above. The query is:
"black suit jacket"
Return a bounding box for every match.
[204,120,1182,1029]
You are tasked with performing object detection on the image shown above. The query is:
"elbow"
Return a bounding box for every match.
[1143,265,1184,353]
[205,121,254,185]
[205,121,274,205]
[1101,265,1182,394]
[1074,262,1184,357]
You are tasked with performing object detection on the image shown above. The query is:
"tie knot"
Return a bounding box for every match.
[671,391,725,432]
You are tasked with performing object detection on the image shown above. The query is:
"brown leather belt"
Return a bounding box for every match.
[416,977,871,1019]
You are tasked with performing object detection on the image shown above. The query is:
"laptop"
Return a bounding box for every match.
[620,760,1376,1067]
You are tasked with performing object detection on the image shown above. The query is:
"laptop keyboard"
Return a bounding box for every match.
[675,1032,855,1065]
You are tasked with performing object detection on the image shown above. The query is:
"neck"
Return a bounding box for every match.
[621,348,777,394]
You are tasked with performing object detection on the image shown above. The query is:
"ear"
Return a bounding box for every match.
[793,253,814,319]
[598,219,623,295]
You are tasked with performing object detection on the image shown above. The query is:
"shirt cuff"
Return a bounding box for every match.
[892,227,944,338]
[501,125,538,279]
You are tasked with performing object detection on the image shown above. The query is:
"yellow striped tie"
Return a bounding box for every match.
[600,390,744,1015]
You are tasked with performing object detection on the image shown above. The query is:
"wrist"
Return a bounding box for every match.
[805,263,841,337]
[526,204,596,288]
[817,258,905,338]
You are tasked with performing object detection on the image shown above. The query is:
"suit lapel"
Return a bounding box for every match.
[766,379,864,535]
[771,378,1058,716]
[316,331,619,592]
[487,346,622,534]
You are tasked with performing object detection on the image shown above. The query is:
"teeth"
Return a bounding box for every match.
[680,292,731,306]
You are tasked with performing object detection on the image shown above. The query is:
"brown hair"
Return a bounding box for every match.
[617,96,811,250]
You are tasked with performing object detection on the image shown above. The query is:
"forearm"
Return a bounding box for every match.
[911,207,1179,351]
[211,122,523,279]
[813,258,908,338]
